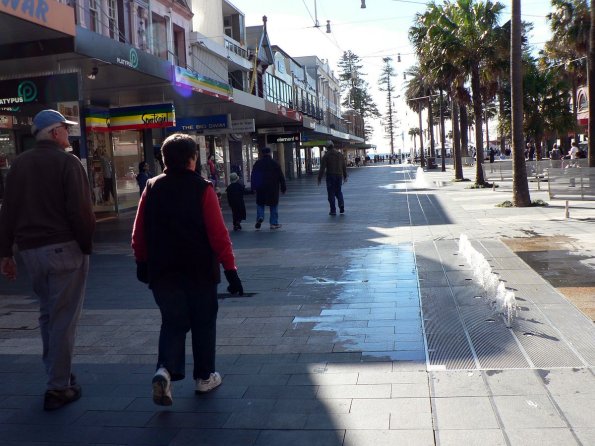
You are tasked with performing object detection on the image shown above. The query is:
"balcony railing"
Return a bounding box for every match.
[224,37,247,59]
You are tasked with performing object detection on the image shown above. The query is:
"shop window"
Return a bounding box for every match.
[151,13,168,59]
[89,0,100,33]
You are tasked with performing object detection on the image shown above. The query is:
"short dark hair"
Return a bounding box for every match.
[161,133,197,170]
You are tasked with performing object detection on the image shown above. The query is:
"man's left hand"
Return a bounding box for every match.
[1,257,17,281]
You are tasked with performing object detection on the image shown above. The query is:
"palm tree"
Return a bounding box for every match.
[404,65,431,167]
[411,0,505,186]
[511,0,531,206]
[545,0,590,145]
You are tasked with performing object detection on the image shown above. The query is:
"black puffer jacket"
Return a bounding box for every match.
[251,156,286,206]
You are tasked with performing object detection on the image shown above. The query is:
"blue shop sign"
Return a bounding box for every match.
[175,114,230,132]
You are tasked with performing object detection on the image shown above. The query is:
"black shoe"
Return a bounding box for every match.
[339,206,345,214]
[43,385,82,411]
[255,218,263,229]
[233,224,241,231]
[329,211,336,216]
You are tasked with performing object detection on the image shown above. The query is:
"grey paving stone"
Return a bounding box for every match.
[432,397,499,429]
[274,398,351,414]
[435,429,506,446]
[538,368,595,395]
[551,393,595,428]
[316,384,391,399]
[575,428,595,446]
[169,428,260,446]
[357,370,428,385]
[343,429,434,446]
[430,370,489,397]
[225,411,308,429]
[483,369,548,396]
[253,429,344,446]
[306,411,390,429]
[492,395,566,429]
[288,372,358,386]
[505,428,580,446]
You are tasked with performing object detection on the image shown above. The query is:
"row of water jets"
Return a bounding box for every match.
[458,234,517,327]
[413,168,517,326]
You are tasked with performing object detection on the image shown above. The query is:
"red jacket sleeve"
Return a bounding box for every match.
[202,185,236,270]
[131,190,148,262]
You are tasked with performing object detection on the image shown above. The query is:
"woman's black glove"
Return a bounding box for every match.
[136,261,149,284]
[224,269,244,296]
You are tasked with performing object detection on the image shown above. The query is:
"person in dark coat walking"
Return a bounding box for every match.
[250,147,286,230]
[226,172,246,231]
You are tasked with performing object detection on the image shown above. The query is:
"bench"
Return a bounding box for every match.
[547,167,595,218]
[483,160,562,190]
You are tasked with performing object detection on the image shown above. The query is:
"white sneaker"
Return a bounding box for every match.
[152,367,173,406]
[195,372,222,394]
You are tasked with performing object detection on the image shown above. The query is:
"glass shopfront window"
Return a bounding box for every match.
[112,131,142,211]
[0,130,16,201]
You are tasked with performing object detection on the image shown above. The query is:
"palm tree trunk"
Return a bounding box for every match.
[471,65,485,185]
[498,91,506,155]
[440,89,446,172]
[428,98,436,160]
[511,0,531,206]
[460,105,469,157]
[589,0,595,167]
[418,108,425,167]
[451,96,464,180]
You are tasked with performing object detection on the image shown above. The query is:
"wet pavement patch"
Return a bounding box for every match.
[503,236,595,321]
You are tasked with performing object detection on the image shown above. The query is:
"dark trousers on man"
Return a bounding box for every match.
[151,275,218,381]
[326,174,344,213]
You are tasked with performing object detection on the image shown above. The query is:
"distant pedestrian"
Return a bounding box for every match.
[226,172,246,231]
[207,154,218,188]
[99,149,114,203]
[136,161,151,195]
[550,144,562,168]
[251,147,286,230]
[317,141,348,215]
[132,133,243,406]
[489,147,495,163]
[0,109,95,411]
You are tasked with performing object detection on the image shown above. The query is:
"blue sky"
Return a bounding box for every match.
[230,0,554,151]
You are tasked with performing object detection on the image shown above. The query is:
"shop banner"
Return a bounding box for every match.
[174,114,231,133]
[109,103,175,131]
[268,133,300,144]
[0,73,78,106]
[85,108,110,132]
[1,0,75,36]
[173,67,233,101]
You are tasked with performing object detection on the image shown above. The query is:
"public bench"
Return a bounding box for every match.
[547,167,595,218]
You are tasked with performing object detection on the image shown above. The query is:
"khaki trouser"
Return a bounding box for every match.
[20,240,89,391]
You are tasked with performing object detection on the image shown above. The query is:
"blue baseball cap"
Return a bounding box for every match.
[32,109,78,135]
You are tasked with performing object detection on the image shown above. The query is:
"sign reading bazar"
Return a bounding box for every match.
[1,0,75,36]
[108,103,175,131]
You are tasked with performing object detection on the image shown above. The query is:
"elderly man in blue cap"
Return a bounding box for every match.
[0,109,95,411]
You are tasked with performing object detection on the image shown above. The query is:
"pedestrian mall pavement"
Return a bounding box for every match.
[0,163,594,446]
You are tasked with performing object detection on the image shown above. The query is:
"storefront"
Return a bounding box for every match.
[85,103,175,213]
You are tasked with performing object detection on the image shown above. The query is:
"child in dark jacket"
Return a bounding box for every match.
[226,172,246,230]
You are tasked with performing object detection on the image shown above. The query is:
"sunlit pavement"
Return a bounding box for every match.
[0,163,594,446]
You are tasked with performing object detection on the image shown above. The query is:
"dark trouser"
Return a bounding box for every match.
[151,275,218,381]
[325,174,344,212]
[231,208,243,227]
[102,177,114,202]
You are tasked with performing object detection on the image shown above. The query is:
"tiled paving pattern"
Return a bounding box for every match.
[0,164,593,445]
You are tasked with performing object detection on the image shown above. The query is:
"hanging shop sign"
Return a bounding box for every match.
[109,103,175,131]
[173,67,233,101]
[175,114,231,133]
[231,119,255,133]
[86,105,174,132]
[0,73,78,106]
[75,27,171,80]
[1,0,75,36]
[85,108,110,132]
[268,133,300,144]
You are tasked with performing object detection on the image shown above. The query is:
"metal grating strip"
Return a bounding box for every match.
[426,332,476,369]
